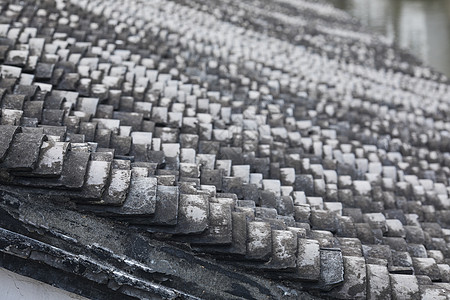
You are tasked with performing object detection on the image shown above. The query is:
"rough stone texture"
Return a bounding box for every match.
[58,151,91,188]
[120,177,157,215]
[177,194,209,234]
[420,286,448,300]
[0,125,19,162]
[221,211,249,255]
[0,267,90,300]
[319,249,344,289]
[265,230,296,269]
[33,141,69,177]
[366,264,391,300]
[1,133,45,171]
[80,160,111,199]
[330,256,367,299]
[297,239,320,281]
[389,274,421,300]
[188,202,233,245]
[150,185,179,225]
[246,221,272,261]
[102,169,131,205]
[412,258,441,281]
[0,0,448,298]
[0,189,319,300]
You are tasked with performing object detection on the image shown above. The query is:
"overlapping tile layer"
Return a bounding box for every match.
[0,0,450,299]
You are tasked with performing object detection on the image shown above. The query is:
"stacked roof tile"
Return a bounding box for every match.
[0,0,449,299]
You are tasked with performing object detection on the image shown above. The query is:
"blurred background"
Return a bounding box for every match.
[328,0,450,77]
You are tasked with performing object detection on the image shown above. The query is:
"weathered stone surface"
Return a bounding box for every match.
[338,238,362,257]
[318,249,344,289]
[81,160,111,199]
[311,210,337,232]
[389,274,420,300]
[330,256,367,299]
[0,189,321,300]
[91,152,114,162]
[366,264,391,300]
[437,264,450,282]
[0,0,450,298]
[0,125,18,162]
[408,244,428,258]
[33,141,69,177]
[412,258,440,281]
[232,165,250,184]
[296,239,320,281]
[263,230,296,269]
[405,225,425,244]
[176,194,209,234]
[295,174,315,196]
[189,202,232,244]
[246,221,272,261]
[58,151,91,188]
[42,109,65,126]
[23,101,44,122]
[294,204,311,223]
[277,195,294,216]
[1,65,22,78]
[1,132,45,171]
[419,286,448,300]
[5,50,28,67]
[120,176,157,215]
[95,129,111,148]
[76,97,99,116]
[363,213,387,232]
[41,126,67,141]
[385,219,405,237]
[35,62,54,79]
[150,185,179,225]
[2,94,25,110]
[427,250,444,264]
[110,135,131,156]
[227,212,250,255]
[280,168,295,186]
[113,111,143,131]
[102,169,131,205]
[362,244,392,263]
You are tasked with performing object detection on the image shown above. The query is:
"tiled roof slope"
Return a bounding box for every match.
[0,0,449,299]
